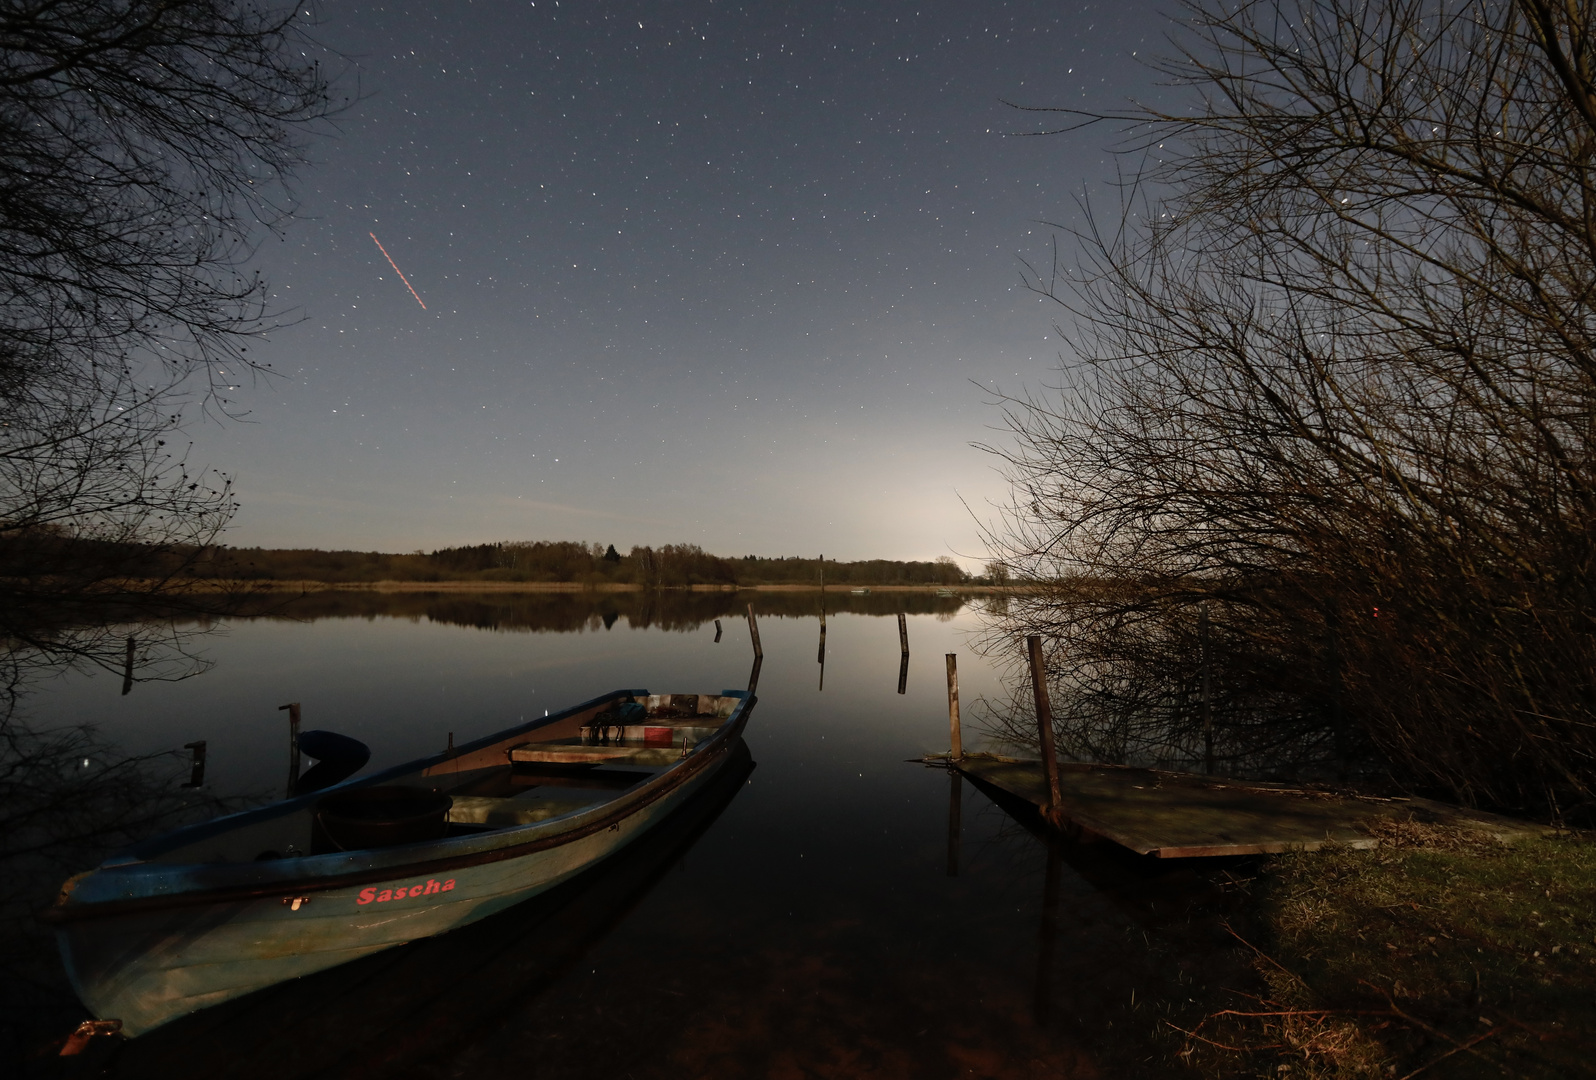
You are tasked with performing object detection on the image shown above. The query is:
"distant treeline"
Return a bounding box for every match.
[202,542,972,587]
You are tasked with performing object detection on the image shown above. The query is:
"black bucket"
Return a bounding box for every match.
[313,785,453,853]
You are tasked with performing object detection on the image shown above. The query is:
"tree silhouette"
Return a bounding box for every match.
[986,0,1596,812]
[0,0,339,685]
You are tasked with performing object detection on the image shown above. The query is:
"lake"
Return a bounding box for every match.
[9,591,1245,1078]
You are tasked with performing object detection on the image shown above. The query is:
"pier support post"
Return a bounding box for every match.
[182,741,207,788]
[746,604,763,658]
[1032,836,1064,1024]
[946,769,962,877]
[1026,635,1063,816]
[946,653,962,759]
[279,702,301,796]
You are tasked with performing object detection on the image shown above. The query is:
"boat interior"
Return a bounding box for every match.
[135,693,743,866]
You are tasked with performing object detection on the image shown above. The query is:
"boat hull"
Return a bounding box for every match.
[58,736,739,1036]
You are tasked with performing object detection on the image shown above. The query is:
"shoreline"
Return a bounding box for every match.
[170,580,1017,595]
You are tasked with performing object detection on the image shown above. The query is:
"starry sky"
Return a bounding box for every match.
[208,0,1167,563]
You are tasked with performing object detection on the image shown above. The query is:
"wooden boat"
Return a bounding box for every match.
[48,688,755,1037]
[105,742,756,1076]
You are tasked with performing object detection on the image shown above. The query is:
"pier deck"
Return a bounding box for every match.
[952,754,1548,858]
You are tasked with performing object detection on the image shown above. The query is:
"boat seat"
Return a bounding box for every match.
[507,741,687,767]
[447,795,593,827]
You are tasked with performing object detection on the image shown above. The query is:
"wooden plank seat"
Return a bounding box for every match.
[507,741,686,767]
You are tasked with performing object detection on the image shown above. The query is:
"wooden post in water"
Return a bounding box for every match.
[746,604,763,659]
[946,653,962,759]
[182,740,207,788]
[1026,635,1063,815]
[817,606,827,691]
[897,612,909,656]
[279,702,301,796]
[946,769,962,877]
[714,618,722,643]
[1200,605,1214,775]
[819,553,824,592]
[120,635,135,696]
[897,652,909,695]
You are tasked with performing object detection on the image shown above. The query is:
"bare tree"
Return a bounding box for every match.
[985,0,1596,812]
[0,0,339,684]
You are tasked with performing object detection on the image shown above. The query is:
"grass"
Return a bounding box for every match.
[1178,823,1596,1078]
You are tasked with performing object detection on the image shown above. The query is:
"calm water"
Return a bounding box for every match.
[12,593,1246,1078]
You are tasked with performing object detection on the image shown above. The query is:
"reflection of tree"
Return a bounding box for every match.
[0,596,242,1062]
[0,709,234,1063]
[228,590,970,633]
[967,620,1342,778]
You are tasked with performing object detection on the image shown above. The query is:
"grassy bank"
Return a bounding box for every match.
[1185,825,1596,1078]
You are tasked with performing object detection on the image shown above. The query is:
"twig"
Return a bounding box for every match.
[1162,1020,1282,1053]
[1394,1026,1504,1080]
[1210,1007,1394,1019]
[1222,921,1311,990]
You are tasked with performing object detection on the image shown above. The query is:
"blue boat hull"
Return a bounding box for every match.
[53,689,752,1036]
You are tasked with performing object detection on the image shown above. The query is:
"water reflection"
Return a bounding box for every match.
[0,724,233,1065]
[5,592,1261,1077]
[235,587,967,633]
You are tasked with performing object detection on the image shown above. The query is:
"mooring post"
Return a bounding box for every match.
[946,769,962,877]
[1026,635,1063,815]
[946,653,962,759]
[182,740,207,788]
[1200,605,1214,775]
[817,606,827,690]
[120,635,135,696]
[278,702,301,796]
[714,618,723,643]
[897,652,909,695]
[746,604,763,658]
[897,612,909,656]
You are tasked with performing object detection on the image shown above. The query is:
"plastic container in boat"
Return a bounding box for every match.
[313,786,453,852]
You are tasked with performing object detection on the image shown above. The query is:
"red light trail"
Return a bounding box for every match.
[369,232,427,309]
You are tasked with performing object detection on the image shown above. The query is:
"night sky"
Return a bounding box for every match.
[208,0,1164,563]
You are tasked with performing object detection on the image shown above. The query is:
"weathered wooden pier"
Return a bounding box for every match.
[938,639,1547,858]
